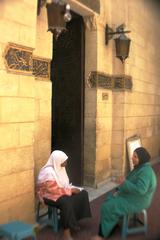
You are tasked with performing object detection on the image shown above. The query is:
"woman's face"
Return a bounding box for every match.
[61,160,67,167]
[132,151,139,167]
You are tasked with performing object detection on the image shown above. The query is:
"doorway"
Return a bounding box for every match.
[51,13,85,185]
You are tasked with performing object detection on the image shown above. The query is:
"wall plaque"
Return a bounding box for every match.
[33,56,50,79]
[87,71,132,91]
[4,43,33,75]
[4,43,51,80]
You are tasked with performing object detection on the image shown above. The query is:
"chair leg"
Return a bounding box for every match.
[50,207,59,232]
[36,201,41,222]
[121,215,128,240]
[121,209,148,239]
[142,209,148,236]
[36,201,59,232]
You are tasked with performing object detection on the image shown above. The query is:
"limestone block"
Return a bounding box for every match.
[35,119,51,141]
[131,31,146,48]
[85,31,97,70]
[129,66,141,81]
[112,117,124,131]
[95,154,111,174]
[19,123,34,146]
[0,147,34,177]
[84,133,95,150]
[34,32,52,59]
[96,146,111,181]
[125,104,155,117]
[0,17,36,47]
[39,99,51,119]
[96,117,112,131]
[0,170,34,202]
[111,157,123,173]
[125,92,155,105]
[85,88,96,104]
[19,76,35,98]
[0,19,19,44]
[35,81,52,100]
[83,174,95,187]
[125,130,141,140]
[34,7,52,59]
[85,102,96,117]
[3,0,37,28]
[0,97,35,122]
[0,43,6,70]
[0,192,35,224]
[19,25,36,48]
[112,103,124,117]
[134,80,155,95]
[134,56,146,71]
[113,91,125,104]
[84,158,95,175]
[0,71,19,96]
[111,144,123,159]
[125,116,147,130]
[0,124,19,149]
[97,102,112,117]
[83,146,96,173]
[145,127,154,138]
[85,117,96,131]
[35,99,40,121]
[34,139,51,165]
[96,130,111,147]
[96,144,111,160]
[112,130,124,145]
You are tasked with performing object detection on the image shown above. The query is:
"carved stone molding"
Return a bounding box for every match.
[3,43,51,80]
[33,56,50,79]
[87,71,132,90]
[83,15,97,31]
[4,43,33,75]
[77,0,100,14]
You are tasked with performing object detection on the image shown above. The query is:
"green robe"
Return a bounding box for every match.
[100,162,157,237]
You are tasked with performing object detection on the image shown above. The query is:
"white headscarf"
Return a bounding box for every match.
[37,150,70,187]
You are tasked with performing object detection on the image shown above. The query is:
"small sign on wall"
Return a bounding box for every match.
[102,92,108,100]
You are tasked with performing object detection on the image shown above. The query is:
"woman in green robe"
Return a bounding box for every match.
[93,147,157,239]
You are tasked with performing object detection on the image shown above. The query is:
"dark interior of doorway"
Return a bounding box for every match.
[51,12,85,185]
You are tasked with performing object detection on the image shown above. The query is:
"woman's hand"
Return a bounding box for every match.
[116,176,125,185]
[71,187,80,194]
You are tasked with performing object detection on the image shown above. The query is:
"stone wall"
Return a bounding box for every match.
[124,0,160,159]
[33,6,52,182]
[84,0,160,186]
[103,0,160,178]
[0,0,52,223]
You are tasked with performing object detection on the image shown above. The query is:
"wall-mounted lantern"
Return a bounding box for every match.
[38,0,72,39]
[46,1,72,38]
[105,24,131,63]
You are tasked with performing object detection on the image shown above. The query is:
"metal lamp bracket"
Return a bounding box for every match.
[105,24,131,44]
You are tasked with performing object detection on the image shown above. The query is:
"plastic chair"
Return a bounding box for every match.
[121,209,148,239]
[36,201,59,232]
[0,220,36,240]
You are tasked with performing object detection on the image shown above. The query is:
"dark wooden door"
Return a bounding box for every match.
[51,13,84,185]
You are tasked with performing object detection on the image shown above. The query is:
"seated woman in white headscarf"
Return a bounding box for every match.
[37,150,91,240]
